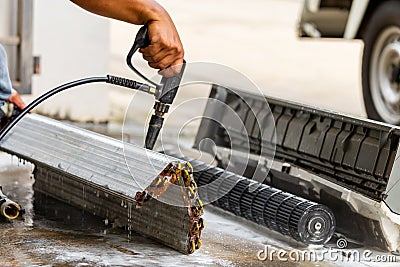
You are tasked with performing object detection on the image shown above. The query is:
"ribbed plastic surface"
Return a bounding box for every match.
[194,85,400,200]
[166,151,336,245]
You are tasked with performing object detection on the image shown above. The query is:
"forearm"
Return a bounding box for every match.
[70,0,184,73]
[70,0,168,25]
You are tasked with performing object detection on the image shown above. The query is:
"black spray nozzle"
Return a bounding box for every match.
[145,61,186,150]
[145,114,164,150]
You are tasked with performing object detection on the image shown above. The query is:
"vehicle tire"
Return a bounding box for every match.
[362,1,400,124]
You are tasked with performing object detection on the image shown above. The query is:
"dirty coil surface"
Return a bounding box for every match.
[135,161,205,253]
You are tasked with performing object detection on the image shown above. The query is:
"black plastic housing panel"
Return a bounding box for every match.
[194,85,400,201]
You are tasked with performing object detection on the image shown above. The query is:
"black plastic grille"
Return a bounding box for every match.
[194,85,400,200]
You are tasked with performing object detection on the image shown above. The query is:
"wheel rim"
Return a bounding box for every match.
[370,26,400,124]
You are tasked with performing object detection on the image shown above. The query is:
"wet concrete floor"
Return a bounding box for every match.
[0,126,396,267]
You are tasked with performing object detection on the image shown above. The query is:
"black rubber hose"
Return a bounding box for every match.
[0,75,153,142]
[0,77,107,141]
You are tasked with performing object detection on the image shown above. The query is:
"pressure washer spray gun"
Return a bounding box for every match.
[0,25,185,151]
[126,25,186,150]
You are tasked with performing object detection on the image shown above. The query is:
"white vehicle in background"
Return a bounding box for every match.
[299,0,400,125]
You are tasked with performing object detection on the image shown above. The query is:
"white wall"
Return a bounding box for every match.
[32,0,110,122]
[0,1,12,36]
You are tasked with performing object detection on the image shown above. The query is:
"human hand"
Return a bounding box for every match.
[139,14,184,77]
[7,89,26,110]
